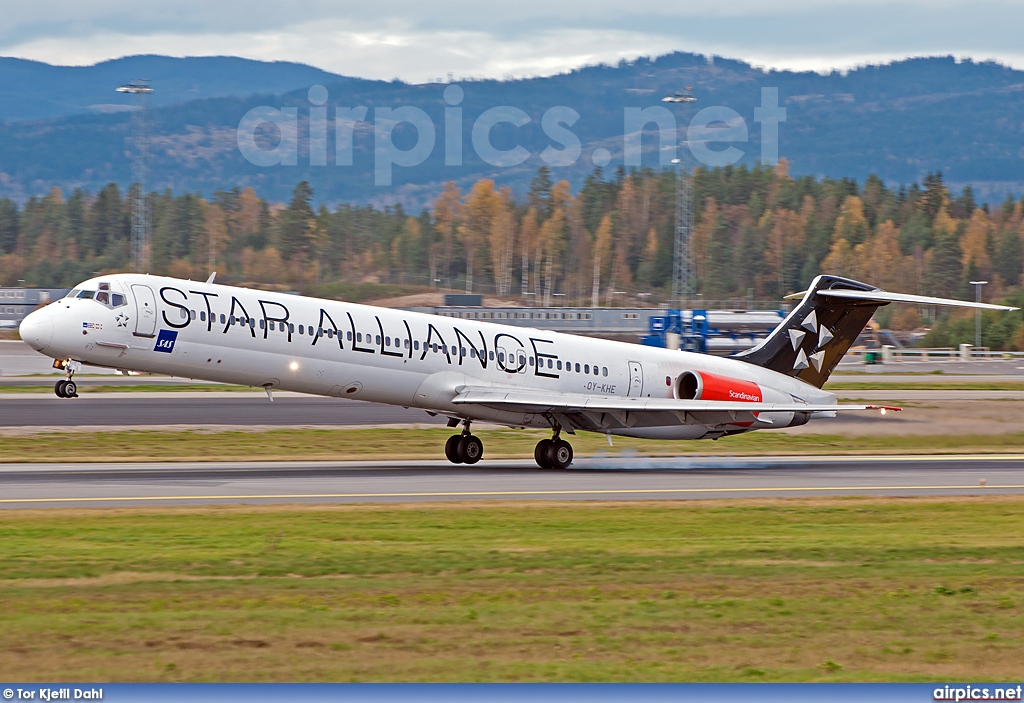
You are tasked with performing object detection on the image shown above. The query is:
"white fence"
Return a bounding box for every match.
[844,345,1024,362]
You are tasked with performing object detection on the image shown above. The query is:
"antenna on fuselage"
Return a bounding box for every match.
[206,272,217,284]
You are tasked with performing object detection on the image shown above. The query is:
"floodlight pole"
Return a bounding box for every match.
[116,80,154,273]
[969,280,988,350]
[664,92,697,310]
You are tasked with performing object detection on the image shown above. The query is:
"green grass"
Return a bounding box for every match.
[1,498,1022,681]
[4,427,1024,463]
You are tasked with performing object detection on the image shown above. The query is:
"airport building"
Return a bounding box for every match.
[0,288,70,329]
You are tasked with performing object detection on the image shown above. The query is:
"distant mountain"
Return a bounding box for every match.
[1,53,1022,206]
[0,54,353,122]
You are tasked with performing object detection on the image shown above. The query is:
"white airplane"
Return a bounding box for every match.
[18,273,1016,469]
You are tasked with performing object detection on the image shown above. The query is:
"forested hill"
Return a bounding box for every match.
[1,52,1023,205]
[0,55,352,121]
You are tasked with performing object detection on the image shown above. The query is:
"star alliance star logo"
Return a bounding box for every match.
[792,309,833,373]
[116,313,129,328]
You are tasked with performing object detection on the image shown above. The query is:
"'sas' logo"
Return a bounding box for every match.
[154,329,178,353]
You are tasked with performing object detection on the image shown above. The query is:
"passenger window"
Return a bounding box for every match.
[529,357,534,366]
[547,359,553,369]
[575,363,581,372]
[260,320,266,329]
[376,335,381,345]
[603,367,608,377]
[180,308,187,320]
[405,339,410,349]
[519,354,525,366]
[585,364,590,374]
[299,325,304,335]
[470,348,476,359]
[461,347,466,356]
[498,352,505,363]
[357,333,362,342]
[385,336,391,346]
[190,310,196,320]
[327,329,334,338]
[200,311,206,322]
[556,361,562,370]
[488,351,494,360]
[220,314,226,324]
[289,324,294,334]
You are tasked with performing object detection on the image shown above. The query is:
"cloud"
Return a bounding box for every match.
[4,1,1024,81]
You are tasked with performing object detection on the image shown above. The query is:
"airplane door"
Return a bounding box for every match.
[131,284,157,337]
[627,361,644,397]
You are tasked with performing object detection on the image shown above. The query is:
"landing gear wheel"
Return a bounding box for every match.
[444,435,464,464]
[64,380,77,398]
[534,439,554,469]
[458,435,484,464]
[547,439,573,470]
[54,380,67,398]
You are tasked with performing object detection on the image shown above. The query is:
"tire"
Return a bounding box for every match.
[534,439,554,469]
[64,380,77,397]
[54,380,67,398]
[444,434,464,463]
[459,435,483,464]
[547,439,574,470]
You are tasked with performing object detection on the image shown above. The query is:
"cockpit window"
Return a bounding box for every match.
[77,290,95,300]
[66,289,81,299]
[99,282,110,291]
[111,293,126,307]
[96,291,109,305]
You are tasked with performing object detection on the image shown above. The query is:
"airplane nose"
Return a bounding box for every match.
[19,308,53,352]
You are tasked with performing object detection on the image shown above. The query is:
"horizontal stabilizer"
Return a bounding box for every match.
[785,288,1018,311]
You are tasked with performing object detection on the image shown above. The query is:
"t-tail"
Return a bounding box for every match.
[732,274,1018,388]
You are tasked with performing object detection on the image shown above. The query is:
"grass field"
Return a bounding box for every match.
[1,498,1022,682]
[3,427,1024,463]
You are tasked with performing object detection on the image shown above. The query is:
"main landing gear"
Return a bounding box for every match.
[534,428,573,470]
[54,360,79,398]
[444,420,484,465]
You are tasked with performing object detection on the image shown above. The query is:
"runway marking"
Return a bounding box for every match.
[3,484,1024,504]
[3,453,1024,475]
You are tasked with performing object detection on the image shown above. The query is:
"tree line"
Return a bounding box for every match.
[1,162,1022,345]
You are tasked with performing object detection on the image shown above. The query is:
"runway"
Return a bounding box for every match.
[2,454,1023,508]
[0,394,445,427]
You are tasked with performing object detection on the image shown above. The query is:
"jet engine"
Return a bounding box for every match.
[674,370,810,428]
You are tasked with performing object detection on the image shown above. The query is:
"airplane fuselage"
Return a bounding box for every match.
[20,274,836,440]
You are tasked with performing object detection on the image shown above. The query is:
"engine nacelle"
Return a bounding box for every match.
[674,370,810,429]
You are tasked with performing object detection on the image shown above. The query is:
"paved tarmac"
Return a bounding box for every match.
[1,389,1021,429]
[1,454,1022,508]
[0,394,445,427]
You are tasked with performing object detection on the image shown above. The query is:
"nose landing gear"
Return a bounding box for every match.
[534,427,573,470]
[444,420,484,465]
[53,360,79,398]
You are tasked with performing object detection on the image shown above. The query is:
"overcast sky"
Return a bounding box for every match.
[4,1,1024,81]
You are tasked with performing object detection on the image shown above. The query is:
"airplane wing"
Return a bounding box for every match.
[451,386,894,431]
